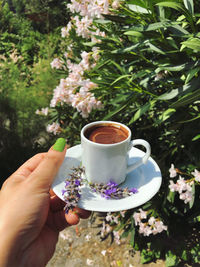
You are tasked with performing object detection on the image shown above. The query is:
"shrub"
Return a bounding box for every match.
[37,0,200,265]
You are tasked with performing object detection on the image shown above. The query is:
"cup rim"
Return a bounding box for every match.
[81,121,131,146]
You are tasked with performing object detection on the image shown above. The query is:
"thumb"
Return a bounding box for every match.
[27,138,67,190]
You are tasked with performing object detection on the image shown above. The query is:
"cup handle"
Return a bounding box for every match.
[126,139,151,174]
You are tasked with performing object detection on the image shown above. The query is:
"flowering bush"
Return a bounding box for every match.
[38,0,200,265]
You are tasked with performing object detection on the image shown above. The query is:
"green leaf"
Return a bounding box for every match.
[189,214,200,224]
[167,190,175,203]
[189,182,195,209]
[156,1,194,29]
[110,74,131,86]
[112,43,140,54]
[192,134,200,141]
[129,100,156,124]
[130,228,135,247]
[181,250,188,261]
[158,108,176,122]
[181,38,200,51]
[124,31,144,38]
[157,90,178,101]
[156,62,191,73]
[141,249,154,264]
[179,114,200,123]
[128,4,150,14]
[121,229,130,239]
[145,41,165,54]
[183,0,194,15]
[165,250,179,267]
[185,67,200,84]
[157,78,199,101]
[127,21,179,32]
[168,24,189,36]
[103,94,136,120]
[170,88,200,108]
[156,1,185,10]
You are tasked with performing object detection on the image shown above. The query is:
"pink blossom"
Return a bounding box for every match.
[169,180,178,192]
[169,163,177,178]
[133,212,141,226]
[106,212,113,222]
[138,223,152,236]
[176,176,192,194]
[133,209,147,226]
[113,230,120,244]
[100,221,106,237]
[139,208,147,219]
[191,169,200,182]
[179,191,193,204]
[120,211,126,217]
[133,209,167,236]
[35,107,49,116]
[61,26,70,38]
[105,212,118,224]
[112,0,121,9]
[106,224,112,233]
[148,216,156,226]
[92,47,100,61]
[73,16,93,39]
[151,221,167,235]
[50,58,63,69]
[68,0,110,19]
[71,91,102,118]
[169,176,193,204]
[46,122,61,135]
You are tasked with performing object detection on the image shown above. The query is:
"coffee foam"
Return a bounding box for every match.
[85,124,128,144]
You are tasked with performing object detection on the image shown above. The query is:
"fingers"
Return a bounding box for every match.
[50,195,91,219]
[73,207,91,219]
[47,210,70,232]
[49,194,91,231]
[27,138,67,190]
[11,153,47,180]
[50,195,66,212]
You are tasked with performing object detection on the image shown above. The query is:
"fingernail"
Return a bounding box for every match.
[53,138,66,152]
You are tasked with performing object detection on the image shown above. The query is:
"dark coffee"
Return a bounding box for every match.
[84,124,129,144]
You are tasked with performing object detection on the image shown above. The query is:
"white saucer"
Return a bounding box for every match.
[52,145,162,212]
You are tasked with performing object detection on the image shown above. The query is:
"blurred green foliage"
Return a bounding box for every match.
[4,0,70,32]
[0,1,64,184]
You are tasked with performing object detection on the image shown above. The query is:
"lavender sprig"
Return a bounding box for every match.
[62,167,138,212]
[89,180,138,199]
[62,167,85,213]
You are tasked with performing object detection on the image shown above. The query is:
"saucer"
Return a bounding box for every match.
[52,145,162,212]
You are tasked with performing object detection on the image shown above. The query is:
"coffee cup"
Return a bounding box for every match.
[81,121,151,184]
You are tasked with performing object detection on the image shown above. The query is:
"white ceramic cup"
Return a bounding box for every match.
[81,121,151,184]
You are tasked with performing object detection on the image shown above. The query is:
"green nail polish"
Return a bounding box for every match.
[53,138,66,152]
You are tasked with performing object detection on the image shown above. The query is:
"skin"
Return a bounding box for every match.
[0,145,90,267]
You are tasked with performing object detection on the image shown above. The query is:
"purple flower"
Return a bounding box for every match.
[65,181,70,186]
[107,181,118,187]
[62,189,66,195]
[76,192,81,198]
[75,179,81,186]
[129,188,138,193]
[104,187,117,195]
[101,193,110,199]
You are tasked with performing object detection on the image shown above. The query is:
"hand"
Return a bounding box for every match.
[0,138,91,267]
